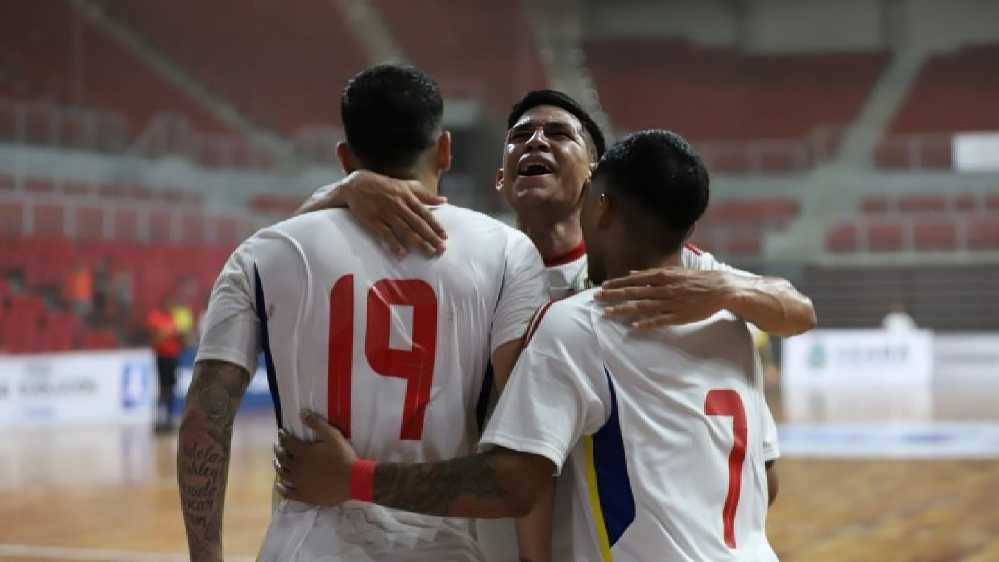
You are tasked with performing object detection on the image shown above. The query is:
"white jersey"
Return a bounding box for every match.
[546,243,745,299]
[478,242,770,561]
[196,205,548,562]
[480,290,780,562]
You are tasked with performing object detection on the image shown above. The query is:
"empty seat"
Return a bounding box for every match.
[826,223,859,253]
[913,221,957,251]
[868,222,904,252]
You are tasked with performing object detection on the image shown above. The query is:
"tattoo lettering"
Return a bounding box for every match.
[177,360,249,562]
[373,451,507,516]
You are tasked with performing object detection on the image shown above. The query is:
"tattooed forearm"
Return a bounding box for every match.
[177,360,250,562]
[372,448,550,519]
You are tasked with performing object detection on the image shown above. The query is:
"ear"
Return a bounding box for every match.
[336,142,359,174]
[596,191,615,229]
[495,168,504,192]
[436,131,452,172]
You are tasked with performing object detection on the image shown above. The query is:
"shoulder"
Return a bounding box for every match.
[529,290,598,346]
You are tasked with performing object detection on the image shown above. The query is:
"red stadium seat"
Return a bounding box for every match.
[867,222,904,252]
[968,219,999,250]
[898,195,948,213]
[826,223,859,253]
[913,221,957,251]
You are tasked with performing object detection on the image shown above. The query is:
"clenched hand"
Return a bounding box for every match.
[273,410,358,507]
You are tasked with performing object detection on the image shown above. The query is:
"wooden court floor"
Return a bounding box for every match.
[2,411,999,561]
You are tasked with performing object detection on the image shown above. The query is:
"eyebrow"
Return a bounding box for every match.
[508,120,581,137]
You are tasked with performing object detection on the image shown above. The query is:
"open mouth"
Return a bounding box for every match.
[518,161,555,176]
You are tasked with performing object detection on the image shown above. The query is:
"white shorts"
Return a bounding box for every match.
[258,499,486,562]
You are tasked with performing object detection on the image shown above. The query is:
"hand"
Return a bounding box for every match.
[336,170,449,257]
[594,267,737,329]
[273,410,357,506]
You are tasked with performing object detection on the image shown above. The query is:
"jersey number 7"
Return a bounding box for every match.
[705,389,747,549]
[328,275,438,441]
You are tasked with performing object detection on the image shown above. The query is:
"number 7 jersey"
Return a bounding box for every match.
[480,289,779,562]
[196,205,548,560]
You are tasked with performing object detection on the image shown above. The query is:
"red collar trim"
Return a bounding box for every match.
[543,242,587,267]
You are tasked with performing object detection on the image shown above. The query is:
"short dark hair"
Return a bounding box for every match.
[341,64,443,173]
[507,89,606,160]
[592,130,709,250]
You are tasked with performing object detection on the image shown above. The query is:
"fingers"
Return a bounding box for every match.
[370,221,407,258]
[275,480,302,502]
[383,214,430,257]
[301,409,341,441]
[632,314,681,330]
[396,202,446,256]
[278,428,307,456]
[600,268,684,289]
[595,286,664,304]
[602,300,667,318]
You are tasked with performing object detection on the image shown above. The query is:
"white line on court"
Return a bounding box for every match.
[0,544,255,562]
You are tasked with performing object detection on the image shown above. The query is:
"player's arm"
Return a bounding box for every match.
[177,359,250,562]
[295,170,448,256]
[275,411,554,518]
[596,267,816,337]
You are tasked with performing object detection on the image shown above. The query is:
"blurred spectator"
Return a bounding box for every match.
[882,302,917,331]
[65,259,93,318]
[112,269,133,322]
[148,296,183,433]
[92,257,110,321]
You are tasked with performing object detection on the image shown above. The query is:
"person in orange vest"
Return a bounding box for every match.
[148,296,183,433]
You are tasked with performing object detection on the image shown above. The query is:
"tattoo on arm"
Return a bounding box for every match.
[373,450,508,517]
[177,360,250,562]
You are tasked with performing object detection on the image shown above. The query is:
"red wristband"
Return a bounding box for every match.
[349,459,377,502]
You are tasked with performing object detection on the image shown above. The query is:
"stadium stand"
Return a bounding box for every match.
[887,41,999,135]
[370,0,548,116]
[0,1,227,138]
[691,196,800,258]
[585,38,890,146]
[104,0,369,134]
[826,191,999,253]
[0,237,235,353]
[877,41,999,169]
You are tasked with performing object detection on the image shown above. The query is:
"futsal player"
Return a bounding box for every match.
[276,130,781,562]
[289,89,811,561]
[177,64,548,562]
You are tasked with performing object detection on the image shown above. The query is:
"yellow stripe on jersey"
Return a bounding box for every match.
[584,435,615,562]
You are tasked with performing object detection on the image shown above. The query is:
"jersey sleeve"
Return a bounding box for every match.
[760,393,780,461]
[195,239,261,373]
[489,230,549,353]
[480,298,608,473]
[682,245,756,277]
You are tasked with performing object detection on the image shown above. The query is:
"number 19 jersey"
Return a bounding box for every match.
[196,205,548,561]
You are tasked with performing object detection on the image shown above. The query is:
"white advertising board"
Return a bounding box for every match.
[781,330,934,422]
[953,131,999,172]
[0,349,155,428]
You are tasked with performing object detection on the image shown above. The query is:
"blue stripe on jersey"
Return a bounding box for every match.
[254,265,283,430]
[592,366,636,548]
[475,362,495,434]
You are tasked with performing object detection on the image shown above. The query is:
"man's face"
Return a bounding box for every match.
[497,105,594,217]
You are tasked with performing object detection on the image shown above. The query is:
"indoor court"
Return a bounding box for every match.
[3,0,999,561]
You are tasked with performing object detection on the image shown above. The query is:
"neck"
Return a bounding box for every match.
[517,212,584,264]
[605,246,682,280]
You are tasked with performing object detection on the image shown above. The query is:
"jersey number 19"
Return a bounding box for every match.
[328,275,438,441]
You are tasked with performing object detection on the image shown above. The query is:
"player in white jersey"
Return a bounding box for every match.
[285,90,809,561]
[275,130,779,561]
[177,65,547,562]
